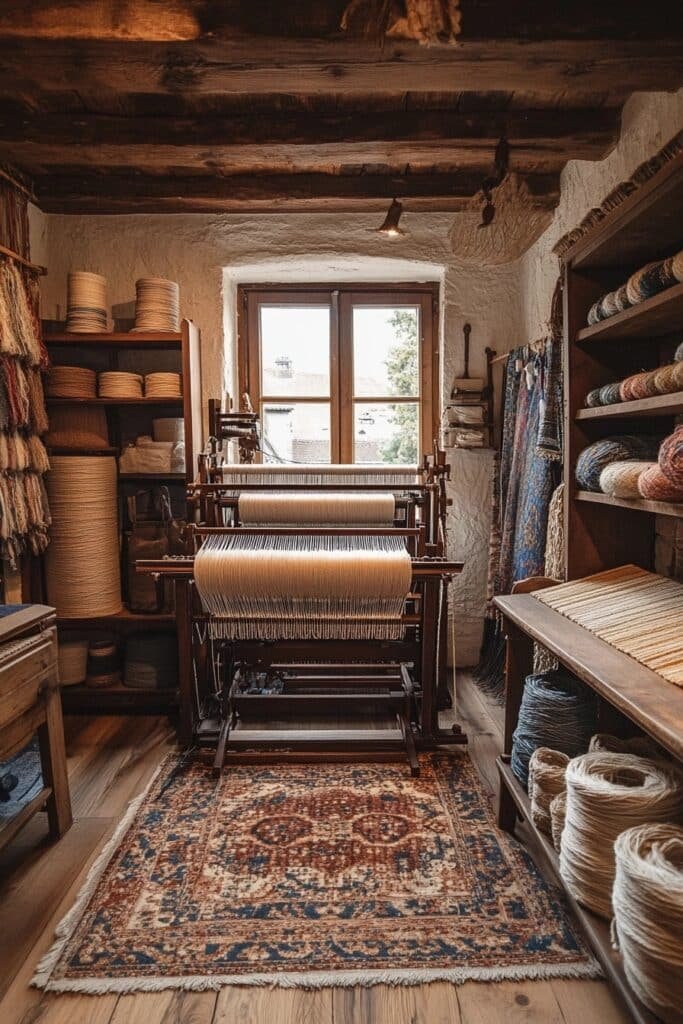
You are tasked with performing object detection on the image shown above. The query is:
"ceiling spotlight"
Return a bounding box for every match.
[376,198,405,237]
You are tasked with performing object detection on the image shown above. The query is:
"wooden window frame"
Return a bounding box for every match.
[237,282,439,463]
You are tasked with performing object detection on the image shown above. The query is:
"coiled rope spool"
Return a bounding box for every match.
[612,823,683,1024]
[560,752,683,919]
[528,747,569,836]
[599,461,654,499]
[510,670,597,788]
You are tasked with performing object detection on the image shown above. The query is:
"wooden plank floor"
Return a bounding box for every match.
[0,674,628,1024]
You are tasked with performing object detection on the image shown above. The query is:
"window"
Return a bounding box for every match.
[238,285,438,464]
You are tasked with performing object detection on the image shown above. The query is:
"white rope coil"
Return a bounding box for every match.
[45,456,122,617]
[238,491,396,525]
[560,752,683,918]
[194,532,411,641]
[528,747,569,836]
[612,823,683,1024]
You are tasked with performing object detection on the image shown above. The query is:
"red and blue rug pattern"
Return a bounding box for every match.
[34,753,599,992]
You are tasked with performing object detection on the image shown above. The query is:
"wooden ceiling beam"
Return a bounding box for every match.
[35,169,561,214]
[0,38,680,100]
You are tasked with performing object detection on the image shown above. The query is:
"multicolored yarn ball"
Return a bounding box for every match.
[675,340,683,362]
[600,291,620,319]
[587,301,601,326]
[620,374,641,402]
[629,370,657,400]
[586,388,604,407]
[598,382,623,405]
[576,436,660,492]
[626,261,662,305]
[614,284,631,313]
[672,249,683,282]
[599,461,655,499]
[652,362,683,395]
[639,258,676,299]
[638,463,683,502]
[658,426,683,489]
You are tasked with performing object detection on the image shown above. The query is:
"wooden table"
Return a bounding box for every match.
[493,587,682,1024]
[0,605,72,851]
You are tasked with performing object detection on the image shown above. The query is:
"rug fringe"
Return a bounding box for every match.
[31,757,173,992]
[35,960,603,995]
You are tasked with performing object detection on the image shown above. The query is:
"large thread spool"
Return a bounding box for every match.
[510,670,597,788]
[45,456,122,617]
[560,752,682,919]
[612,823,683,1024]
[238,491,395,525]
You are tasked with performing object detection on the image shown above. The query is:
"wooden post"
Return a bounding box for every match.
[38,672,72,839]
[175,578,195,747]
[419,578,439,743]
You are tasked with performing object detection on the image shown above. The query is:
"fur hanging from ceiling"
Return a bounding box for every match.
[448,173,554,266]
[341,0,461,44]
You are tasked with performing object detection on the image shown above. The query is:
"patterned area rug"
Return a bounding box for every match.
[33,753,599,993]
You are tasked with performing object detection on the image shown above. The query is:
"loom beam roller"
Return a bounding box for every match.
[140,408,463,773]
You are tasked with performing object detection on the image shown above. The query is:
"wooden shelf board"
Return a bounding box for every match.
[497,756,659,1024]
[575,489,683,519]
[61,684,178,715]
[43,331,182,346]
[46,397,183,406]
[493,593,683,759]
[576,283,683,343]
[576,391,683,420]
[57,609,176,630]
[567,151,683,271]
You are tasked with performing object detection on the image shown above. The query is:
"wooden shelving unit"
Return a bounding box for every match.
[495,151,683,1024]
[41,318,202,715]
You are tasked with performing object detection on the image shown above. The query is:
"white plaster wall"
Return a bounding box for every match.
[519,89,683,339]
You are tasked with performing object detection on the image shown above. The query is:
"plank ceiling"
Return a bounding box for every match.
[0,1,681,214]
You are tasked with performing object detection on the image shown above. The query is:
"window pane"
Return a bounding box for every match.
[262,402,331,464]
[354,403,419,464]
[353,306,419,397]
[260,306,330,397]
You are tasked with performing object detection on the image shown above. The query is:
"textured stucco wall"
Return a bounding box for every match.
[519,89,683,339]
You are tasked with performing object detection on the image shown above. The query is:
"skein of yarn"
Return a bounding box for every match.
[576,437,659,492]
[612,823,683,1024]
[599,461,655,499]
[652,361,683,395]
[528,747,569,835]
[598,382,623,405]
[550,791,566,853]
[658,426,683,488]
[638,463,683,502]
[585,388,603,407]
[560,752,682,918]
[510,670,597,788]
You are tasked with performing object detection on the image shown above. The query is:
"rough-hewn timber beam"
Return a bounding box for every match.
[0,39,680,99]
[35,169,560,214]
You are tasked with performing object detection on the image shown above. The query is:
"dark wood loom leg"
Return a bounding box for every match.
[175,578,195,748]
[213,718,231,776]
[38,679,72,839]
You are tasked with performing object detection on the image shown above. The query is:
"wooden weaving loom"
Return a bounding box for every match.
[138,406,465,774]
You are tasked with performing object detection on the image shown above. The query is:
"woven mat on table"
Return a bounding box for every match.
[533,565,683,687]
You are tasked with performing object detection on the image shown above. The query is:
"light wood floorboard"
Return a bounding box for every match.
[0,676,627,1023]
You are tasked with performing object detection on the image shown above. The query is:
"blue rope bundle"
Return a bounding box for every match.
[598,382,623,406]
[511,670,597,789]
[576,436,660,491]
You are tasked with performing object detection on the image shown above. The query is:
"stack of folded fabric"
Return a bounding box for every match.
[119,436,185,474]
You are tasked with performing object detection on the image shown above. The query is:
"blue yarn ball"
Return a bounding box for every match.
[576,436,660,492]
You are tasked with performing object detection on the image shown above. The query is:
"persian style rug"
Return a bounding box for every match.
[33,753,600,993]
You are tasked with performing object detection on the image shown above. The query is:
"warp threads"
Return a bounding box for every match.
[238,491,395,525]
[560,753,682,919]
[612,823,683,1024]
[510,670,597,788]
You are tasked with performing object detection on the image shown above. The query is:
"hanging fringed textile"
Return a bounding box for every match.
[0,176,51,569]
[537,279,564,462]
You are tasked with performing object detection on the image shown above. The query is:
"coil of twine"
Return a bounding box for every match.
[638,463,683,502]
[612,823,683,1024]
[528,747,569,836]
[599,461,655,499]
[46,366,97,399]
[658,426,683,489]
[510,670,597,788]
[652,361,683,394]
[589,733,660,759]
[45,456,122,617]
[560,752,683,918]
[576,436,659,492]
[550,791,567,853]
